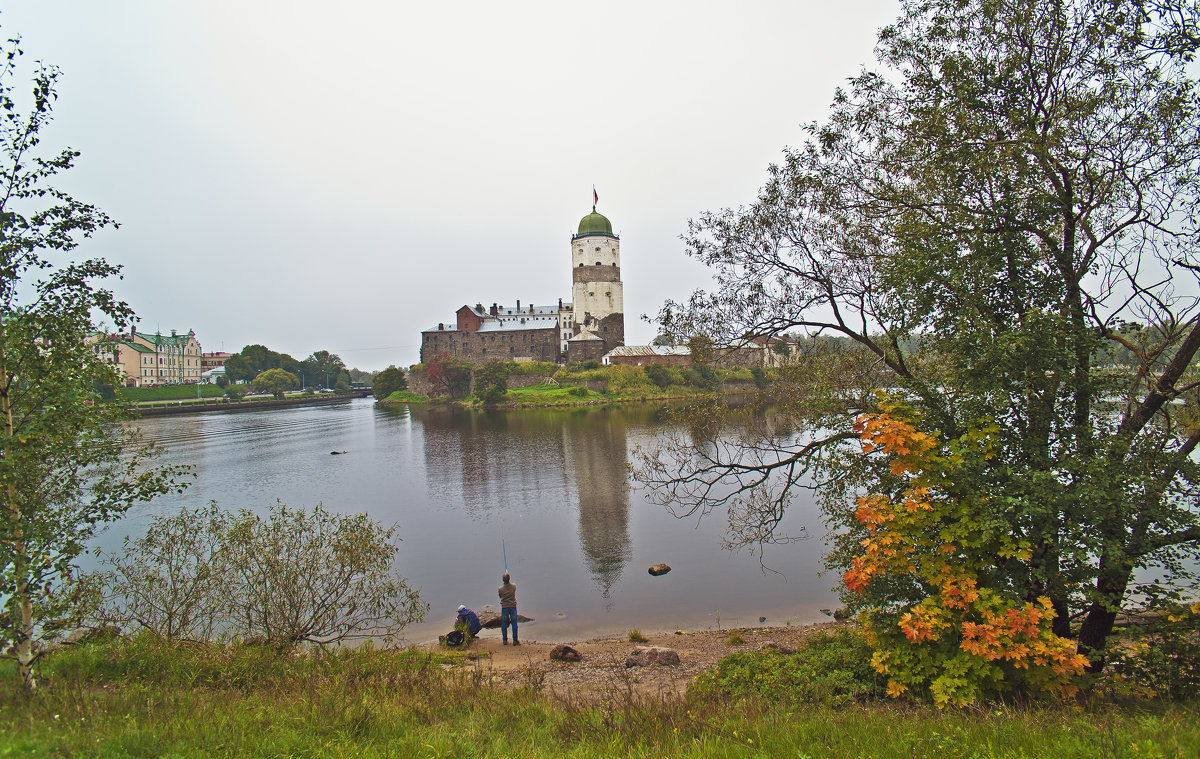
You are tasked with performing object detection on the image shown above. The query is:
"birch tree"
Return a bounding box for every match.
[0,34,185,690]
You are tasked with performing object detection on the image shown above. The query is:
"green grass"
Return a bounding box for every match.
[694,626,884,709]
[503,384,606,405]
[118,384,226,402]
[1,636,1196,757]
[381,390,431,403]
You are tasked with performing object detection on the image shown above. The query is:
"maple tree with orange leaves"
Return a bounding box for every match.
[846,401,1089,706]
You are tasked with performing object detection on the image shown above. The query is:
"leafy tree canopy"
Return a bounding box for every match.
[372,365,407,400]
[252,368,299,399]
[224,344,301,383]
[636,0,1200,697]
[473,360,509,405]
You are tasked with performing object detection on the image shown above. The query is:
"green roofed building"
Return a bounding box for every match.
[92,327,203,387]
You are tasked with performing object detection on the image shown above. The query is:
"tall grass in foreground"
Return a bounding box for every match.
[1,635,1196,758]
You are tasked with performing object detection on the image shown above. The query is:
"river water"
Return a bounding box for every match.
[116,398,838,644]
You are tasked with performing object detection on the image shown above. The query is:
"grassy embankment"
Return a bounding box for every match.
[117,384,227,403]
[382,362,750,408]
[381,390,432,403]
[116,385,359,407]
[2,630,1195,757]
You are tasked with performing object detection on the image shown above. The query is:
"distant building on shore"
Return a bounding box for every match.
[603,345,691,367]
[95,328,203,387]
[420,203,626,365]
[202,351,231,372]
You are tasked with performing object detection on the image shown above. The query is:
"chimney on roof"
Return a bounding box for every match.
[438,323,444,331]
[516,300,521,311]
[490,303,498,316]
[558,298,563,310]
[529,303,534,313]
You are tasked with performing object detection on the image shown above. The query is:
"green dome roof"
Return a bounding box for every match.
[577,207,613,236]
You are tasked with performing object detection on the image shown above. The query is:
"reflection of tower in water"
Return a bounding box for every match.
[562,412,631,600]
[414,405,635,601]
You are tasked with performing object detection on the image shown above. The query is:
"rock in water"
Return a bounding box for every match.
[477,609,535,628]
[625,646,680,667]
[549,644,582,662]
[647,563,672,576]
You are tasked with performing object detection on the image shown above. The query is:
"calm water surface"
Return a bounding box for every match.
[116,399,839,644]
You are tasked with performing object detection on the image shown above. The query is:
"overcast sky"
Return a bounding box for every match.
[4,0,898,370]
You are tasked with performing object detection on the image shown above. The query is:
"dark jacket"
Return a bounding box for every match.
[457,608,482,635]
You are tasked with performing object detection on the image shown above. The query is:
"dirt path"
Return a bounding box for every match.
[418,621,846,704]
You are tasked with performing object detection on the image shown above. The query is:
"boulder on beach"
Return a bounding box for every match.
[549,644,582,662]
[647,563,672,576]
[625,645,680,668]
[477,609,535,629]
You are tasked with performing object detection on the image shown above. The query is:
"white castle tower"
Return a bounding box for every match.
[567,203,625,361]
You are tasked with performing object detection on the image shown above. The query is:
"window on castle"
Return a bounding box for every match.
[578,263,583,267]
[595,261,601,265]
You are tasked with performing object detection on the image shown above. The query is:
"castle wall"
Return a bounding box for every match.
[421,325,561,365]
[567,339,608,363]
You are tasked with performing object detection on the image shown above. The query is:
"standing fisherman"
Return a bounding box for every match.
[498,573,519,645]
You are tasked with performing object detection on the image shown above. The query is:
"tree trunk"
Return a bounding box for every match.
[1076,563,1131,672]
[0,331,37,690]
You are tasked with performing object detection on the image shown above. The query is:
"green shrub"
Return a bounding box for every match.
[1104,602,1200,700]
[645,364,684,388]
[568,386,589,397]
[473,360,509,404]
[724,366,754,382]
[682,366,722,390]
[628,629,648,643]
[690,626,885,708]
[605,364,655,394]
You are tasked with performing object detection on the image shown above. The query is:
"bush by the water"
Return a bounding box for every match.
[690,626,885,708]
[90,503,428,651]
[1102,601,1200,700]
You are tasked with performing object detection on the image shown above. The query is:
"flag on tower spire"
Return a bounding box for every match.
[593,186,598,210]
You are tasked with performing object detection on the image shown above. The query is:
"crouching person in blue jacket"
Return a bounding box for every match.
[456,604,482,639]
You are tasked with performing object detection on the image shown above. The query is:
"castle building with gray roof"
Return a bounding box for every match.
[420,205,625,365]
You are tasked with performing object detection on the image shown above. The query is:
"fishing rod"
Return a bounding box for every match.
[501,516,508,573]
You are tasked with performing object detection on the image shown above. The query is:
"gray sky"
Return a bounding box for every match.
[4,0,898,370]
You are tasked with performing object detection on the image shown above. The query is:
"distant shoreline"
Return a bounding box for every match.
[129,393,363,417]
